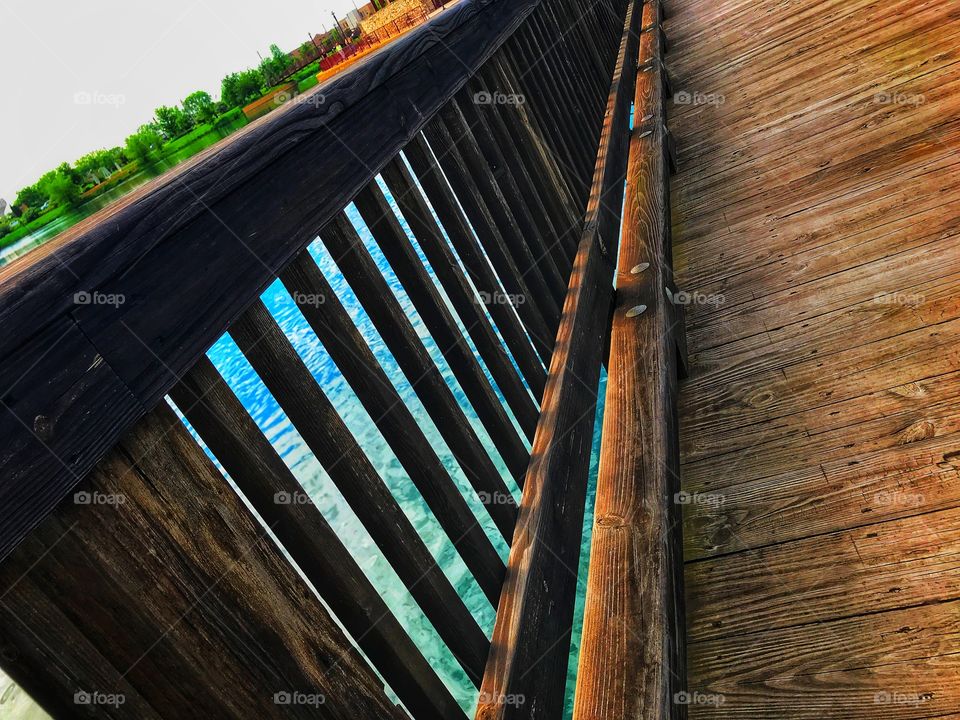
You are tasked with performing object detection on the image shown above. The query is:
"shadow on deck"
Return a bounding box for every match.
[671,0,960,716]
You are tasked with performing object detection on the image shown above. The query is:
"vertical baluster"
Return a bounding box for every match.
[379,156,540,438]
[431,103,568,309]
[402,134,549,395]
[319,211,524,530]
[420,118,560,355]
[353,180,531,478]
[453,90,572,279]
[170,358,473,714]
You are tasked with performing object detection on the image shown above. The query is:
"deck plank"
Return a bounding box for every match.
[673,0,960,714]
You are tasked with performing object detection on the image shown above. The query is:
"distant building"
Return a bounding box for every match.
[344,10,364,29]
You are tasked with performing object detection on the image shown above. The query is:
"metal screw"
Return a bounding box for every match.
[626,305,647,317]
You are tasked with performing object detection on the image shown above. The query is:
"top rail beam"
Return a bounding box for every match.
[475,0,640,715]
[0,0,546,561]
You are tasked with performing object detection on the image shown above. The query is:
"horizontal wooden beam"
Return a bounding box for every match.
[0,0,547,561]
[476,0,641,716]
[572,1,689,717]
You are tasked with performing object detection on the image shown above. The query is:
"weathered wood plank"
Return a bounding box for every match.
[0,403,407,718]
[0,0,549,561]
[354,180,531,481]
[380,156,540,439]
[170,354,480,706]
[476,0,641,715]
[573,1,687,718]
[401,133,549,394]
[319,212,517,557]
[686,508,960,642]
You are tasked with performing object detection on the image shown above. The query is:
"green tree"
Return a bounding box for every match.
[14,183,48,211]
[124,125,163,164]
[154,105,192,138]
[259,43,292,87]
[182,90,216,124]
[221,68,265,108]
[40,169,81,207]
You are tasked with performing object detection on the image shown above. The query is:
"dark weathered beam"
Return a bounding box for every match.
[353,180,531,480]
[476,0,642,716]
[319,211,516,562]
[573,1,688,717]
[379,156,540,439]
[0,0,547,561]
[0,404,407,719]
[402,133,549,392]
[421,114,558,357]
[170,356,468,718]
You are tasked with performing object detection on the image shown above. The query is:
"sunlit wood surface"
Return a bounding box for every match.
[671,0,960,716]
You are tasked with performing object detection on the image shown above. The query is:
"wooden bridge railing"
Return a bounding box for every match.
[0,0,685,717]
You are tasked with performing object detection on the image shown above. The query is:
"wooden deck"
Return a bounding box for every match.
[670,0,960,716]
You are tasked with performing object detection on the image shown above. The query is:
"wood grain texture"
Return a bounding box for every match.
[667,0,960,714]
[319,212,516,563]
[477,0,638,716]
[380,155,540,440]
[573,1,687,718]
[402,132,549,396]
[169,355,478,709]
[0,404,406,719]
[354,180,531,482]
[0,0,546,561]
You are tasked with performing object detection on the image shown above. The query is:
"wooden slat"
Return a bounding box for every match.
[227,298,506,609]
[573,1,687,717]
[476,0,641,716]
[686,507,960,642]
[318,212,517,557]
[453,90,571,283]
[0,403,406,719]
[169,355,480,707]
[402,133,549,395]
[379,156,540,439]
[433,101,568,314]
[353,180,531,482]
[0,0,550,561]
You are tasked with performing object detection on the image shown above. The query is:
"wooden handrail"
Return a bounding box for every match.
[476,0,641,716]
[573,0,688,716]
[0,0,543,561]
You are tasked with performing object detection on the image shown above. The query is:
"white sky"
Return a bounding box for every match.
[0,0,362,204]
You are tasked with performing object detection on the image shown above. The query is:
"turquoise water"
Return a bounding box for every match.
[171,172,606,717]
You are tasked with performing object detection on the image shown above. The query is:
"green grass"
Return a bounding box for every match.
[297,74,319,93]
[0,205,70,249]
